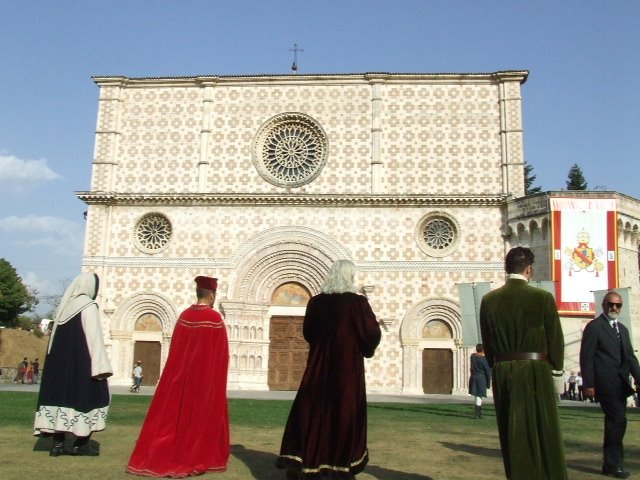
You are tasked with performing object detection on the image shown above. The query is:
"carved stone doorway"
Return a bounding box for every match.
[268,315,308,390]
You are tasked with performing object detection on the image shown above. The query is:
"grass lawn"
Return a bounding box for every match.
[1,391,638,479]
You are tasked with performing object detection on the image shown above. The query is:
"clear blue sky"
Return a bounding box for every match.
[1,1,639,314]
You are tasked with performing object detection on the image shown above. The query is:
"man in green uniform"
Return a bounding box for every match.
[480,246,567,480]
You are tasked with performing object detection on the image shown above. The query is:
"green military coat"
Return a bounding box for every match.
[480,277,567,480]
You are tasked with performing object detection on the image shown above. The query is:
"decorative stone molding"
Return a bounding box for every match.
[82,255,504,273]
[400,297,462,345]
[112,292,178,333]
[76,192,507,208]
[226,226,352,303]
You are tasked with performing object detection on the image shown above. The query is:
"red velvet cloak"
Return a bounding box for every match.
[277,292,381,479]
[127,305,229,478]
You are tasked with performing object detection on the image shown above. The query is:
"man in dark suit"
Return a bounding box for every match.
[580,291,640,479]
[480,246,567,479]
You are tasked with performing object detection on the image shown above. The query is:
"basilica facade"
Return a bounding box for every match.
[78,71,640,394]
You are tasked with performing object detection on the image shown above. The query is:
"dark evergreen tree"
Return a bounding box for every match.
[566,164,588,190]
[524,161,542,195]
[0,258,37,327]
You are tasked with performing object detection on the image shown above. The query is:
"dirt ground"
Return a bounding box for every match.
[0,328,49,380]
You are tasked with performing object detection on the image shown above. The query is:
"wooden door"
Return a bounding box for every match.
[268,316,308,391]
[422,348,453,394]
[133,341,161,386]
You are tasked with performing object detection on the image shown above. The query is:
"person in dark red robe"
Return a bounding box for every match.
[127,276,229,477]
[277,260,382,479]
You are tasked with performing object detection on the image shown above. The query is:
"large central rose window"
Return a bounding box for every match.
[253,113,328,187]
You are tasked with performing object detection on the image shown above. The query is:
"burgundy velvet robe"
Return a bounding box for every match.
[277,292,381,478]
[127,305,229,478]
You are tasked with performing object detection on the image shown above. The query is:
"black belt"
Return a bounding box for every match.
[494,352,548,362]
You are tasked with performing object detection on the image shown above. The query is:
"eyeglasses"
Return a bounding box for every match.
[606,302,623,309]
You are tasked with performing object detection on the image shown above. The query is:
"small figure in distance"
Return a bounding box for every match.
[468,343,491,419]
[131,360,143,393]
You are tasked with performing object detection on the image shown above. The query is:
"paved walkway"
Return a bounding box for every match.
[0,381,605,407]
[0,381,474,403]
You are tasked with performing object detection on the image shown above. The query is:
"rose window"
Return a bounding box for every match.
[416,213,460,257]
[134,213,172,253]
[253,113,328,187]
[423,218,455,251]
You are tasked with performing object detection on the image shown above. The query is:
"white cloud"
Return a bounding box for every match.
[22,272,72,316]
[0,153,61,192]
[23,271,55,296]
[0,215,76,232]
[0,215,84,255]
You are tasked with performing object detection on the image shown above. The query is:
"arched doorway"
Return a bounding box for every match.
[132,313,162,386]
[400,298,462,395]
[421,319,453,394]
[268,282,311,391]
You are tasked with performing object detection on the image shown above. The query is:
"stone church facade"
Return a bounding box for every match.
[78,70,640,394]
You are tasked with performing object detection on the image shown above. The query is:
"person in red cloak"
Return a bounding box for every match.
[276,259,382,479]
[127,275,229,477]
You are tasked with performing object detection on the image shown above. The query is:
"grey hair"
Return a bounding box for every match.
[321,259,357,294]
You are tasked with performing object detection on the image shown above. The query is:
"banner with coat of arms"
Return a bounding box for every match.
[551,197,618,315]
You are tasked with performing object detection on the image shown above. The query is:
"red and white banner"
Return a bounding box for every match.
[551,197,618,316]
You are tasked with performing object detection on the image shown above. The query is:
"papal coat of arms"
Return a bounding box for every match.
[564,229,604,276]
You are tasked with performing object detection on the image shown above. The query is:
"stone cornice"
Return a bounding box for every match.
[82,256,503,272]
[76,191,506,207]
[92,71,529,88]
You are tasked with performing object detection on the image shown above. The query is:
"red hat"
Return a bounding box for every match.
[194,276,218,292]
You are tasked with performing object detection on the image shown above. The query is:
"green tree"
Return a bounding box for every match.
[566,163,588,190]
[524,160,542,195]
[0,258,38,327]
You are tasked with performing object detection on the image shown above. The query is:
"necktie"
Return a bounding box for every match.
[612,321,625,360]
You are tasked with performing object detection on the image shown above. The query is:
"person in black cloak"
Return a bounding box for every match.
[33,272,112,456]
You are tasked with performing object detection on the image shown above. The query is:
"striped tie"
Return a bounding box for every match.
[612,321,620,336]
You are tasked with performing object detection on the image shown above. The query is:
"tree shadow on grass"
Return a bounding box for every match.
[231,444,282,480]
[33,436,53,452]
[231,445,432,480]
[439,441,502,458]
[563,437,640,476]
[364,465,432,479]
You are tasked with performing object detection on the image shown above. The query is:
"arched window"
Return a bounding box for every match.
[422,319,453,339]
[271,282,311,306]
[134,313,162,332]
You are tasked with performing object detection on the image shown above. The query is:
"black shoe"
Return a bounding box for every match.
[49,444,72,457]
[601,466,630,479]
[71,444,100,456]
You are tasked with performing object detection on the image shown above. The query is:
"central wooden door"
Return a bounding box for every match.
[268,316,308,391]
[133,341,161,386]
[422,348,453,394]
